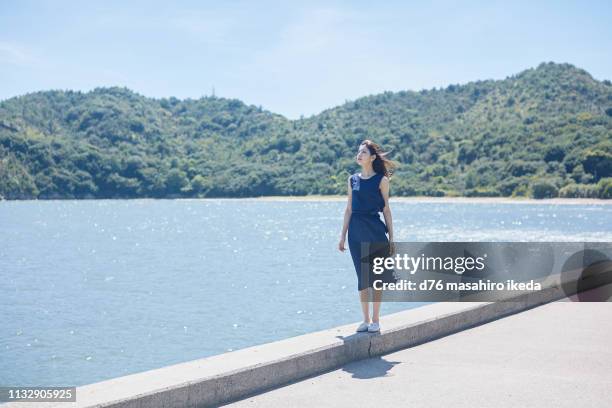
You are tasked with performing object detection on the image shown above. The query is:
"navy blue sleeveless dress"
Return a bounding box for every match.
[348,172,396,290]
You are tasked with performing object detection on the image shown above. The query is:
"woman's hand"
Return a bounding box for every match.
[338,238,347,252]
[389,240,396,257]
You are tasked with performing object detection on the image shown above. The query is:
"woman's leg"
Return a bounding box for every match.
[370,236,388,324]
[371,289,382,323]
[359,288,370,322]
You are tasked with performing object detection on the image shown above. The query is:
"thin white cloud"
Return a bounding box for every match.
[93,7,248,48]
[0,41,38,65]
[235,6,411,117]
[168,11,235,41]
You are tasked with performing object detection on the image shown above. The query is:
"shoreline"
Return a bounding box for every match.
[1,195,610,205]
[239,195,612,205]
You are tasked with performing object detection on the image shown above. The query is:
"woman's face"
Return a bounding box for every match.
[356,144,375,165]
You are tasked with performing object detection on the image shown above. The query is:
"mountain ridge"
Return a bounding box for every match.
[1,61,611,199]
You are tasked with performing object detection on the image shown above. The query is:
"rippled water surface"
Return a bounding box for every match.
[1,199,610,386]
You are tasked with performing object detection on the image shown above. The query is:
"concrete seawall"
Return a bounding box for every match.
[4,263,611,408]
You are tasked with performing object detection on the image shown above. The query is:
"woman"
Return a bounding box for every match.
[338,139,398,333]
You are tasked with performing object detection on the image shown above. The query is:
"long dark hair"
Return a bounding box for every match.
[360,139,398,179]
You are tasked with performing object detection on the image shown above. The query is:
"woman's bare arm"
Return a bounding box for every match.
[380,176,394,252]
[338,176,352,251]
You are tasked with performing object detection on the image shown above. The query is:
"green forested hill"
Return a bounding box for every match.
[1,61,611,199]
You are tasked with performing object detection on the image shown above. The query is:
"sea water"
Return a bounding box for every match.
[1,199,610,386]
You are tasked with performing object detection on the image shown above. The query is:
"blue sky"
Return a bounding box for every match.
[1,0,610,119]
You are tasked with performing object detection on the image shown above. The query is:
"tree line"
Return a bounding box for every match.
[1,61,611,200]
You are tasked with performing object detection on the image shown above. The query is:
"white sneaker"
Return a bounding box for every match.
[368,322,380,333]
[356,321,369,332]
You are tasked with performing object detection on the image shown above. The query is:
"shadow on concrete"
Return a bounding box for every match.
[334,332,365,341]
[341,356,401,379]
[334,333,401,379]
